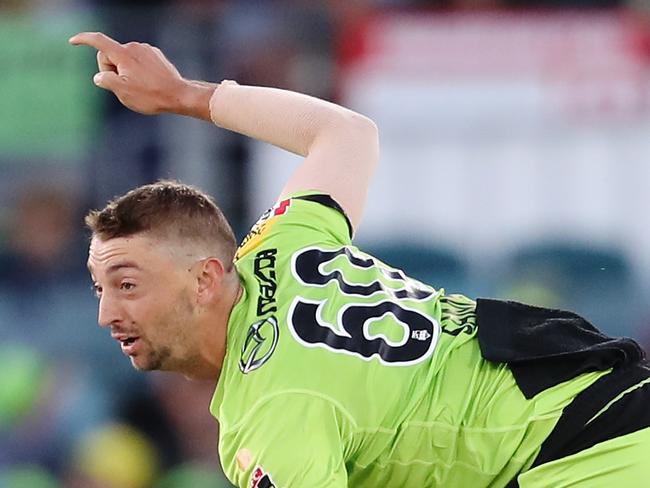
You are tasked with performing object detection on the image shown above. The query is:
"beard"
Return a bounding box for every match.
[131,291,197,372]
[130,337,172,371]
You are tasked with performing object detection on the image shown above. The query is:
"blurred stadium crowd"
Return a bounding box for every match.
[2,0,650,487]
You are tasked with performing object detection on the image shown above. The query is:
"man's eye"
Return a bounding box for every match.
[120,282,136,291]
[92,284,103,297]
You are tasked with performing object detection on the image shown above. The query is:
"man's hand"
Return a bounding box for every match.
[69,32,215,118]
[71,32,378,228]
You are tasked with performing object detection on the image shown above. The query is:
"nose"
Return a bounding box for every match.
[97,293,124,328]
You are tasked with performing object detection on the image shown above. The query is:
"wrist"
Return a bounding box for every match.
[172,79,218,121]
[207,79,239,127]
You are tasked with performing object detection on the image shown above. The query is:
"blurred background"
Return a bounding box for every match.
[2,0,650,486]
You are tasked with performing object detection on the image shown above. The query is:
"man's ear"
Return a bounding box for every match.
[196,257,226,305]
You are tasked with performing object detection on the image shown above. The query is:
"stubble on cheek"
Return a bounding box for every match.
[135,297,193,372]
[129,279,197,373]
[130,335,173,372]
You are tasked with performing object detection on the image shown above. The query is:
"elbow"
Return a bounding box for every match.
[356,114,379,147]
[339,111,380,162]
[357,114,380,168]
[344,111,379,142]
[309,106,380,166]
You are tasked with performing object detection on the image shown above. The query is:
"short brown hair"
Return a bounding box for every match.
[85,180,237,266]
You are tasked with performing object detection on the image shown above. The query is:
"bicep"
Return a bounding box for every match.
[279,113,379,234]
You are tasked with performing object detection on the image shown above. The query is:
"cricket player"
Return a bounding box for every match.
[73,32,650,487]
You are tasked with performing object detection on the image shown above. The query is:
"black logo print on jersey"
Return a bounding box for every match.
[239,317,279,374]
[240,248,280,374]
[254,248,278,316]
[439,295,477,336]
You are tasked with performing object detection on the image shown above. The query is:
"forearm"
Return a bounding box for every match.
[174,78,378,228]
[207,81,372,157]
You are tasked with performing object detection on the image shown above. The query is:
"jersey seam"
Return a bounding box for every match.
[347,413,560,437]
[351,448,536,473]
[402,414,562,432]
[220,388,359,437]
[348,415,561,474]
[351,456,503,475]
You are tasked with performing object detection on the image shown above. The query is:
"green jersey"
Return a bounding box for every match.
[210,192,605,488]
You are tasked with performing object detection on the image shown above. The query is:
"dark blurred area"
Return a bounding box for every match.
[1,0,650,486]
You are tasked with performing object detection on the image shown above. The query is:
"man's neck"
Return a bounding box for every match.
[185,272,243,381]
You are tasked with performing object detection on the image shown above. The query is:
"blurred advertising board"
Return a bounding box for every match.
[250,11,650,278]
[0,10,101,163]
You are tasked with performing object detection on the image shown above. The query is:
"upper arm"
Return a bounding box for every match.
[220,394,350,488]
[279,111,379,235]
[208,83,379,235]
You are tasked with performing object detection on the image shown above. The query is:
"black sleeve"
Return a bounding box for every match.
[475,298,646,398]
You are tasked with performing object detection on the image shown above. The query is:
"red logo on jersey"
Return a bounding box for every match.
[251,466,277,488]
[273,199,291,216]
[235,199,291,260]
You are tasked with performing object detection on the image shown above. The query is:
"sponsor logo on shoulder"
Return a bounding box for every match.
[240,248,280,374]
[251,465,277,488]
[272,198,291,216]
[236,199,292,260]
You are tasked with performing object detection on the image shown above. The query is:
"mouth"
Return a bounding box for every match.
[112,334,141,355]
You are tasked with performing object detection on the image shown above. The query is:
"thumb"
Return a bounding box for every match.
[93,71,122,91]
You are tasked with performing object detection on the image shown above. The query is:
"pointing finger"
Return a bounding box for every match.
[69,32,125,59]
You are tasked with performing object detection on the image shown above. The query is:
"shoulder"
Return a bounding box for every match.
[235,192,353,262]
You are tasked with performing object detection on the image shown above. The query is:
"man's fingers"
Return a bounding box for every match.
[97,51,116,73]
[69,32,124,59]
[93,71,124,92]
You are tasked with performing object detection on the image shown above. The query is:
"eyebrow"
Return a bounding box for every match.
[86,260,142,278]
[105,261,142,274]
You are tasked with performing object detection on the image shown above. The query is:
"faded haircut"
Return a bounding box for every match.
[85,180,237,268]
